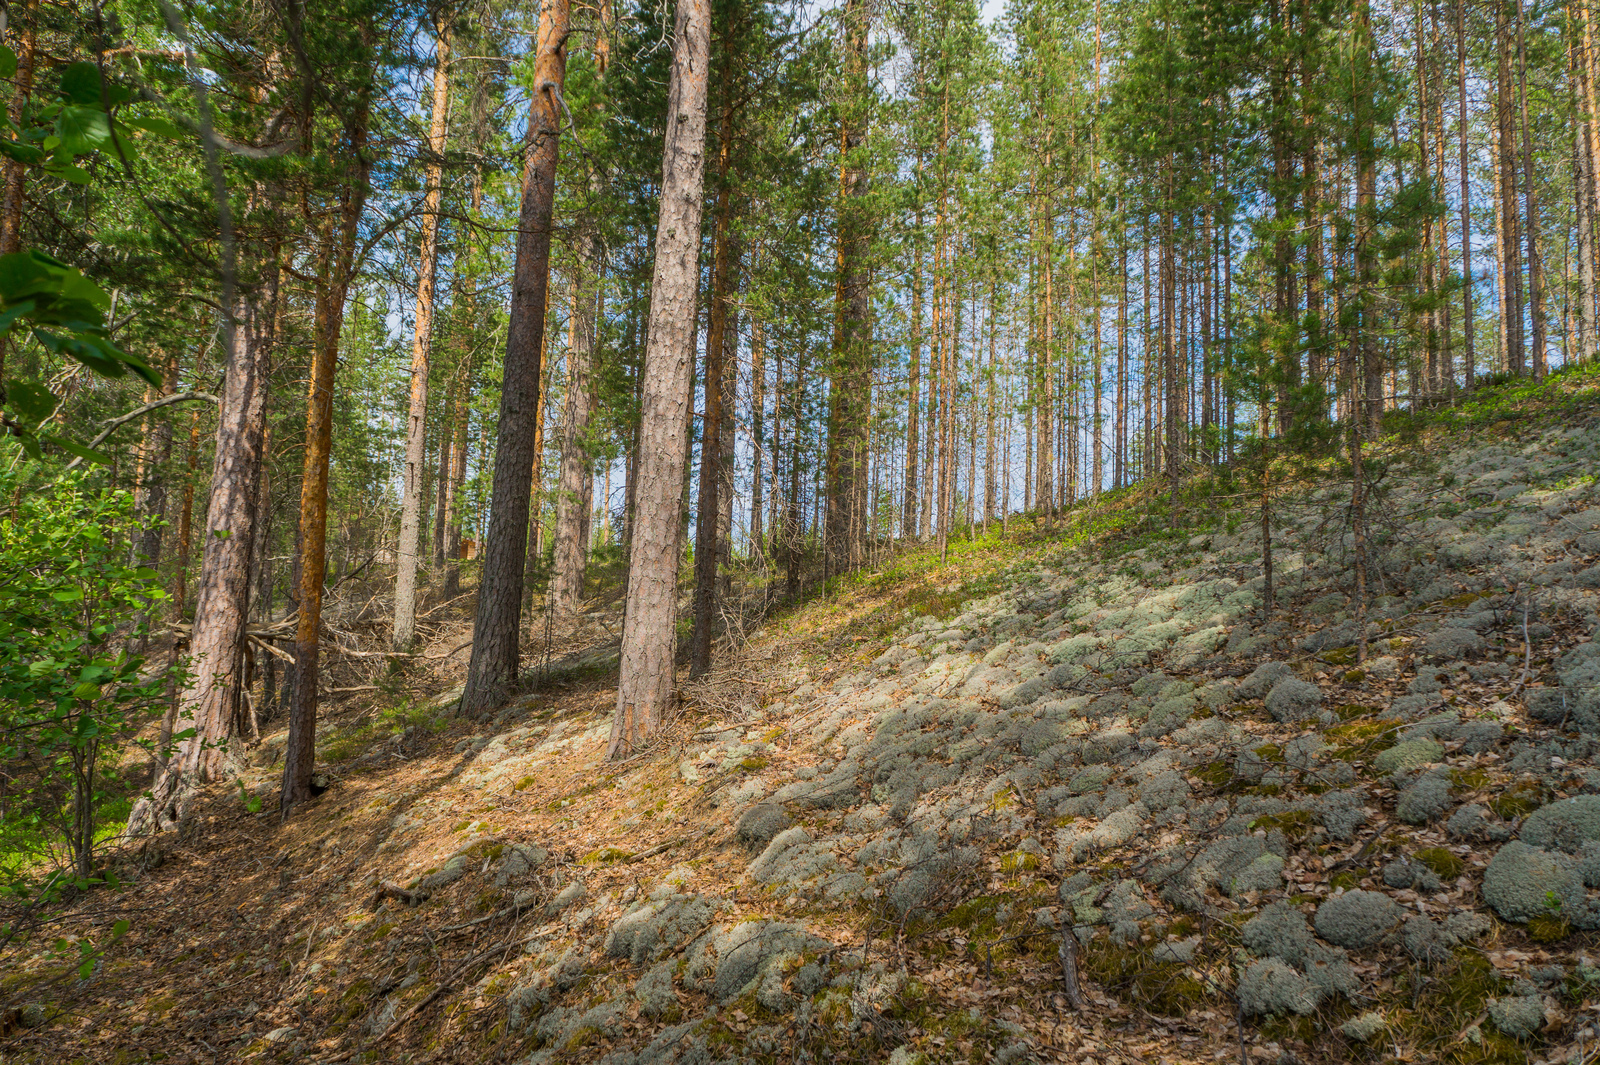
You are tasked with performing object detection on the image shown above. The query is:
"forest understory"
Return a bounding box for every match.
[1,369,1598,1065]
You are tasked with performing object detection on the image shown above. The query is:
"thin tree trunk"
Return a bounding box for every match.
[1513,0,1546,375]
[0,0,36,263]
[461,0,570,716]
[393,25,453,651]
[1116,238,1127,488]
[825,0,872,575]
[1575,0,1600,363]
[749,311,766,560]
[0,0,38,385]
[1496,8,1527,374]
[130,270,277,834]
[905,201,922,540]
[444,87,490,597]
[717,238,739,594]
[691,47,740,676]
[609,0,711,759]
[1459,0,1477,385]
[432,364,457,569]
[283,107,372,817]
[550,213,602,618]
[985,278,997,523]
[174,406,203,616]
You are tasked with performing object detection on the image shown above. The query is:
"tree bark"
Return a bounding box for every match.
[550,218,601,618]
[905,199,923,540]
[1575,0,1600,363]
[718,238,738,595]
[1458,0,1476,386]
[460,0,570,717]
[0,0,38,385]
[0,0,36,262]
[442,172,483,599]
[283,104,373,817]
[749,310,766,559]
[393,24,452,652]
[549,19,610,618]
[432,361,458,569]
[690,27,741,676]
[824,0,872,575]
[608,0,711,757]
[1513,0,1546,376]
[129,268,276,835]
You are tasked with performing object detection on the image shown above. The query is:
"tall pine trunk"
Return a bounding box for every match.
[825,0,872,575]
[609,0,711,758]
[550,215,602,618]
[283,105,373,817]
[393,25,452,651]
[130,266,278,834]
[691,49,739,676]
[1458,0,1477,385]
[460,0,570,716]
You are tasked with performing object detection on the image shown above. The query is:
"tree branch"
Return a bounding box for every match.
[62,391,221,471]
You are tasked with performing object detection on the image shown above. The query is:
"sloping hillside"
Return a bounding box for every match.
[6,366,1600,1065]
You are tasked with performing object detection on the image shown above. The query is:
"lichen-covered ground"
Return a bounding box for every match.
[5,367,1600,1065]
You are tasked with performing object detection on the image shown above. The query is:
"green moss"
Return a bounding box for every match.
[1489,780,1545,820]
[564,1025,603,1052]
[1327,716,1400,761]
[1385,948,1523,1065]
[1343,669,1367,684]
[1331,870,1362,890]
[1322,646,1357,666]
[1196,761,1234,787]
[943,896,1006,936]
[1527,913,1571,943]
[1250,809,1316,843]
[1079,938,1208,1017]
[999,850,1041,873]
[1414,847,1465,880]
[1259,1014,1320,1043]
[1449,768,1490,793]
[738,756,769,773]
[580,847,634,864]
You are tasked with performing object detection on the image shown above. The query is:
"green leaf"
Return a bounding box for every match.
[0,301,37,335]
[111,919,128,939]
[119,115,184,140]
[0,46,17,80]
[0,137,46,165]
[5,379,55,423]
[43,434,110,466]
[51,163,93,185]
[58,63,111,106]
[51,587,84,602]
[55,105,113,156]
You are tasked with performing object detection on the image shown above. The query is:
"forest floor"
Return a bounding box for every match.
[4,365,1600,1065]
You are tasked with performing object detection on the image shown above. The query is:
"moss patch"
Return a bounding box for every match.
[1079,938,1208,1017]
[1489,780,1545,821]
[1414,847,1465,880]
